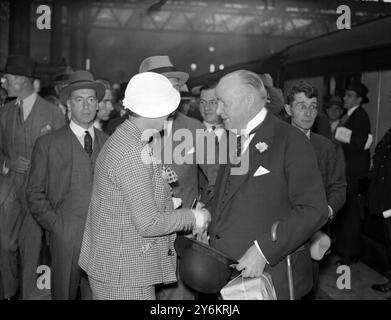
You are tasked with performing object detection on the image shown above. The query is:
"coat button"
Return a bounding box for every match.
[215,234,220,240]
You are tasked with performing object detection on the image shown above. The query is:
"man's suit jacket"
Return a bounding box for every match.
[208,112,328,299]
[0,95,66,208]
[341,106,371,181]
[26,126,107,233]
[368,128,391,215]
[157,112,213,208]
[0,95,66,178]
[310,132,346,215]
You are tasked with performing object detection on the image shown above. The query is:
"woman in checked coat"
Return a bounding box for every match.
[78,72,210,300]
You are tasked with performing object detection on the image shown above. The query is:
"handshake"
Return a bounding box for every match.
[191,201,211,240]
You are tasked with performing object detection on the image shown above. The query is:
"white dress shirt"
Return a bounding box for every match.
[203,121,225,141]
[18,92,37,121]
[347,105,360,117]
[236,106,268,155]
[93,119,102,131]
[69,120,95,149]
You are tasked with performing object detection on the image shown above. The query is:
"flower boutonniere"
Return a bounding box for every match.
[255,142,268,154]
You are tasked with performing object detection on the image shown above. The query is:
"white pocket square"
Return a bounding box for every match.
[40,124,52,133]
[254,165,270,177]
[187,147,195,154]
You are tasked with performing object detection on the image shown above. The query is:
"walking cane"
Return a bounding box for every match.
[271,221,295,300]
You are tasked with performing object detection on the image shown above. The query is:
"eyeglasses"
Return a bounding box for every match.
[72,96,97,106]
[200,99,218,108]
[294,104,317,112]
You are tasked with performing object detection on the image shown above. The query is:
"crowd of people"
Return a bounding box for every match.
[0,53,390,300]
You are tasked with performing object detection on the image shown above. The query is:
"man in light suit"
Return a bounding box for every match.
[0,55,65,299]
[78,72,210,300]
[26,70,108,299]
[209,70,328,300]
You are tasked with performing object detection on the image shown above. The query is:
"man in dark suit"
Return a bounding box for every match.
[368,127,391,293]
[284,82,346,223]
[209,70,328,300]
[0,55,65,299]
[26,71,108,300]
[198,81,224,201]
[334,81,372,265]
[284,81,347,297]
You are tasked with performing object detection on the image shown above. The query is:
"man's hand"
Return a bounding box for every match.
[6,156,30,174]
[236,244,267,278]
[191,207,211,235]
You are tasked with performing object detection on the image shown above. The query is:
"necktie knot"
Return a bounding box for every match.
[84,131,93,157]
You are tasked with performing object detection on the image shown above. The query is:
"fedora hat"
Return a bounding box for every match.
[123,72,180,118]
[346,81,369,104]
[59,70,105,106]
[2,55,35,78]
[175,236,237,294]
[139,56,189,87]
[326,95,343,109]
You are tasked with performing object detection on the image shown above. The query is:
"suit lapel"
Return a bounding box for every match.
[219,111,275,213]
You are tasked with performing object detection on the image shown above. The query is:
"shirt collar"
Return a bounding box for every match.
[347,105,360,117]
[305,130,311,139]
[93,119,102,131]
[244,107,268,136]
[203,121,224,131]
[17,92,37,108]
[69,120,95,139]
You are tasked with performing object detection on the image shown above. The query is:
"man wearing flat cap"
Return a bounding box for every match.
[26,70,108,299]
[334,81,372,266]
[0,55,65,299]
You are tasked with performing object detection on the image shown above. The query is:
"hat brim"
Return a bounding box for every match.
[59,82,105,106]
[123,88,180,118]
[362,96,369,104]
[175,236,237,266]
[161,71,189,87]
[1,68,35,78]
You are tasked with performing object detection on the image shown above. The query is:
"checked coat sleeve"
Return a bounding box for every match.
[113,146,196,237]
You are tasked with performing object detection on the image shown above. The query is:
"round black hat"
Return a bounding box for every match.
[175,236,237,294]
[346,81,369,104]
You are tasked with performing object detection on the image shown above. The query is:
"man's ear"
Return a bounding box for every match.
[66,100,71,113]
[284,104,292,116]
[246,92,255,107]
